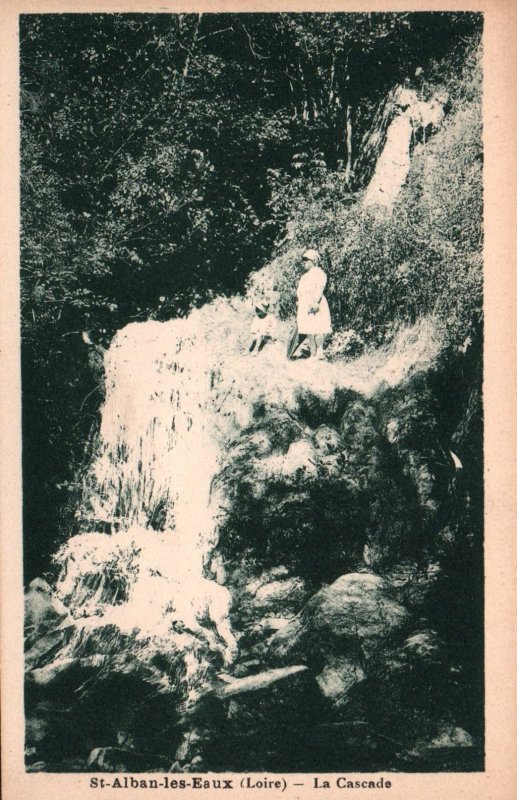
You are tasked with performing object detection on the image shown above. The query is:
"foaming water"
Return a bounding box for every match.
[56,312,239,694]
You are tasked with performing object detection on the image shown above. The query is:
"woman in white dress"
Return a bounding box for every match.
[288,249,332,360]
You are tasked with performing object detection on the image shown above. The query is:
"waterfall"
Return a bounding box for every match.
[83,318,219,536]
[363,87,447,210]
[54,311,242,701]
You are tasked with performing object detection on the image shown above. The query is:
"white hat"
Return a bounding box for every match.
[302,248,320,262]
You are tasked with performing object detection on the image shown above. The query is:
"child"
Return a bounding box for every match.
[249,301,273,354]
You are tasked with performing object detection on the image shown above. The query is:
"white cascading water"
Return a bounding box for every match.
[363,86,446,209]
[54,309,244,701]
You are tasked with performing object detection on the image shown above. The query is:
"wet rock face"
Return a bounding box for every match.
[214,351,482,769]
[218,375,448,582]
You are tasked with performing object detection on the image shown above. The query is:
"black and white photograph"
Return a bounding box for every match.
[3,2,502,786]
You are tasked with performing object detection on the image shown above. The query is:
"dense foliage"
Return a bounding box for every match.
[20,12,482,578]
[268,44,483,350]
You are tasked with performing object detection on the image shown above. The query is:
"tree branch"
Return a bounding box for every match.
[241,23,270,60]
[197,26,234,42]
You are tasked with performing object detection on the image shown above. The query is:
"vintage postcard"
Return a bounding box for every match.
[1,1,516,799]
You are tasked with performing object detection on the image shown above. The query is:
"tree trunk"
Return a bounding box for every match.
[339,52,354,183]
[328,59,336,109]
[344,104,353,184]
[182,14,203,78]
[296,60,310,121]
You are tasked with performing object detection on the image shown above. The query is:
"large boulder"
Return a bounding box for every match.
[270,573,410,665]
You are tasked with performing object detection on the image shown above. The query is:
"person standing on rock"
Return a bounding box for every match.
[287,249,332,360]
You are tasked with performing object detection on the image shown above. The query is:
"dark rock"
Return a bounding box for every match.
[25,578,70,646]
[88,746,170,772]
[425,725,475,749]
[253,616,291,636]
[28,654,107,687]
[266,617,305,662]
[272,573,410,659]
[26,761,47,772]
[26,711,52,745]
[173,726,210,769]
[234,570,309,638]
[407,724,476,762]
[248,640,269,659]
[315,656,366,706]
[25,627,73,671]
[29,657,80,686]
[403,630,442,660]
[25,697,91,765]
[232,659,263,677]
[253,577,308,612]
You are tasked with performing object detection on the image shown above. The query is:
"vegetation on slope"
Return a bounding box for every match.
[268,43,482,352]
